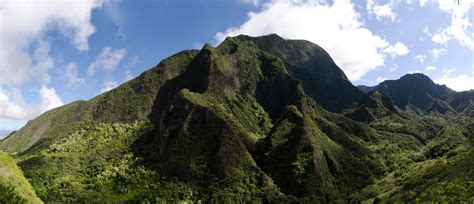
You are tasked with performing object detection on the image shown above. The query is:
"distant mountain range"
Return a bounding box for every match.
[0,34,472,203]
[357,73,473,114]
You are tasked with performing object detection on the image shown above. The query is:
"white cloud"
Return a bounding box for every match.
[125,70,134,81]
[237,0,261,6]
[192,42,205,49]
[124,56,140,70]
[0,88,26,120]
[423,26,431,36]
[442,67,455,76]
[104,0,126,39]
[376,77,388,83]
[435,74,474,91]
[100,80,119,93]
[383,41,409,57]
[123,56,140,81]
[429,47,447,59]
[408,70,422,74]
[367,0,396,22]
[87,47,127,76]
[413,54,427,63]
[38,85,63,114]
[0,85,63,120]
[425,65,437,71]
[31,39,54,84]
[214,0,406,81]
[432,0,474,49]
[419,0,428,7]
[0,0,103,85]
[65,63,85,87]
[389,64,398,72]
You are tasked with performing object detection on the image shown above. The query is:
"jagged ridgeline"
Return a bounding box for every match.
[0,34,472,203]
[358,73,474,114]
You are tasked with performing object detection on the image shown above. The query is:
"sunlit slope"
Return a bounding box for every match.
[0,154,42,203]
[0,50,198,153]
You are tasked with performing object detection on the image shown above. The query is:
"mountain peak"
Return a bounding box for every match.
[226,34,365,112]
[368,73,453,111]
[398,73,435,84]
[232,33,286,42]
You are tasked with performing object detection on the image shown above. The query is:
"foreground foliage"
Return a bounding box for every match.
[18,121,205,203]
[0,154,42,203]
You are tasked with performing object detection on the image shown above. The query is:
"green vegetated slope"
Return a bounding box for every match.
[134,40,385,202]
[0,154,42,203]
[0,34,473,203]
[233,34,366,113]
[345,89,474,202]
[360,73,474,114]
[17,121,198,202]
[0,50,198,154]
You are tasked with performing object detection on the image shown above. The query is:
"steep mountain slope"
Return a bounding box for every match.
[362,73,473,114]
[344,90,440,148]
[352,121,473,203]
[357,85,375,93]
[446,90,474,112]
[427,99,457,115]
[134,39,384,202]
[232,34,365,112]
[4,35,385,203]
[0,50,198,153]
[0,34,472,203]
[458,100,474,117]
[349,81,474,202]
[0,154,42,203]
[370,73,453,111]
[345,91,402,122]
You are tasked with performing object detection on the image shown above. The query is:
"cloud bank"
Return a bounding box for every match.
[0,0,102,120]
[0,86,63,120]
[87,47,127,76]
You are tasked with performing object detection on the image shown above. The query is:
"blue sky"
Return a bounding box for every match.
[0,0,473,131]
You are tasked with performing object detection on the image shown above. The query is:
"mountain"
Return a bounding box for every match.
[458,99,474,117]
[366,73,454,111]
[357,85,375,93]
[232,34,366,112]
[133,39,385,202]
[360,73,474,116]
[446,90,474,112]
[0,34,472,203]
[427,99,456,115]
[345,91,401,122]
[0,50,198,153]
